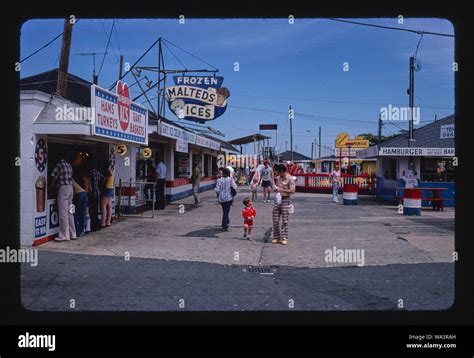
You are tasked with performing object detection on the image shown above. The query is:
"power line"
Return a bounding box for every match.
[231,94,453,110]
[229,105,375,124]
[162,41,187,69]
[20,19,81,63]
[113,21,122,55]
[109,36,162,91]
[98,20,115,77]
[162,38,218,71]
[327,18,454,38]
[20,33,63,63]
[229,104,438,126]
[99,20,119,62]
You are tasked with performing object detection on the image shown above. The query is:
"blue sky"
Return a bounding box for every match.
[20,18,454,157]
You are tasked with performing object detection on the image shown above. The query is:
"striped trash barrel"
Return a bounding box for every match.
[343,184,358,205]
[403,188,422,216]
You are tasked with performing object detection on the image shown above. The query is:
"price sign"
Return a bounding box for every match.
[117,145,127,156]
[143,147,152,159]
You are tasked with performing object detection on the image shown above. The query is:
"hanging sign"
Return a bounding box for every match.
[91,81,148,144]
[335,132,369,148]
[165,76,230,123]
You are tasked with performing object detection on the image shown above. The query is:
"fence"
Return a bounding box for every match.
[294,173,376,194]
[116,179,156,218]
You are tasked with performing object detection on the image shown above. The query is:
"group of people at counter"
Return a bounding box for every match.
[47,151,114,242]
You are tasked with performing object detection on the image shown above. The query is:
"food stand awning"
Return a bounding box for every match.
[228,133,271,145]
[32,93,92,136]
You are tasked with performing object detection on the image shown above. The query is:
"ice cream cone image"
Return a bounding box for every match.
[35,176,46,213]
[216,87,230,106]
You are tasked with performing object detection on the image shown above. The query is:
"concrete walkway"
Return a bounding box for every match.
[35,189,455,269]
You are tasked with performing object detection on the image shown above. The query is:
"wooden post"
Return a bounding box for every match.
[57,19,73,97]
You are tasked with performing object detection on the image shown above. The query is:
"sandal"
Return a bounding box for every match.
[271,238,281,244]
[281,239,288,245]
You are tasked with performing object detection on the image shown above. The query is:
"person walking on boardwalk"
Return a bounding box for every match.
[191,161,201,205]
[271,164,296,245]
[329,164,341,203]
[215,167,238,232]
[259,160,273,203]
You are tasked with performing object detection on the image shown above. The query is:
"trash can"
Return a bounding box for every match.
[403,188,421,216]
[343,184,358,205]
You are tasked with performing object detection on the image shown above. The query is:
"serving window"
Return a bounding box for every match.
[421,157,454,182]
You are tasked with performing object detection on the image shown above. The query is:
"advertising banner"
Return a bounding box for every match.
[165,76,230,123]
[91,81,148,144]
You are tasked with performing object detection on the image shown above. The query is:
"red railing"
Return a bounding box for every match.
[293,173,376,193]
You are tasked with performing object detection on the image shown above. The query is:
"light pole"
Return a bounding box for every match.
[289,106,294,162]
[346,142,353,175]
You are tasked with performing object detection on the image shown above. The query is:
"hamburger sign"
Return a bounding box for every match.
[165,76,230,123]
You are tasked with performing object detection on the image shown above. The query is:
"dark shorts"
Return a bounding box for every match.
[103,188,114,198]
[261,180,272,188]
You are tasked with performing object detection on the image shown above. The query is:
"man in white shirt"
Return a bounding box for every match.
[155,156,167,210]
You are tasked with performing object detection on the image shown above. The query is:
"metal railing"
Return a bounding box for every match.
[293,173,376,193]
[116,179,156,218]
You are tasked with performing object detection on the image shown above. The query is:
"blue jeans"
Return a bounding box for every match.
[73,191,88,236]
[220,200,232,228]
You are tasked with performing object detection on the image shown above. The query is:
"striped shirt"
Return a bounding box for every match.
[89,169,104,198]
[50,160,73,186]
[215,177,237,203]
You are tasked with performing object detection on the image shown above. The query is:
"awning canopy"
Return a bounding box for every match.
[228,133,271,145]
[32,94,92,136]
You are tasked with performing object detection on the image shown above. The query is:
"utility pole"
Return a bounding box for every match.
[289,105,294,162]
[318,126,322,159]
[157,37,164,118]
[378,114,383,144]
[57,19,73,97]
[119,54,124,79]
[408,56,415,146]
[311,142,314,160]
[285,141,288,152]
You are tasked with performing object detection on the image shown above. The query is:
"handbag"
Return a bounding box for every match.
[231,186,237,197]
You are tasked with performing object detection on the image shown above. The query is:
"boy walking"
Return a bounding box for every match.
[242,198,256,241]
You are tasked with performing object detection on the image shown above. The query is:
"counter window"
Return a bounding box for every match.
[421,158,454,182]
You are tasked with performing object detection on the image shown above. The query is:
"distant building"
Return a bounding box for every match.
[358,114,455,206]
